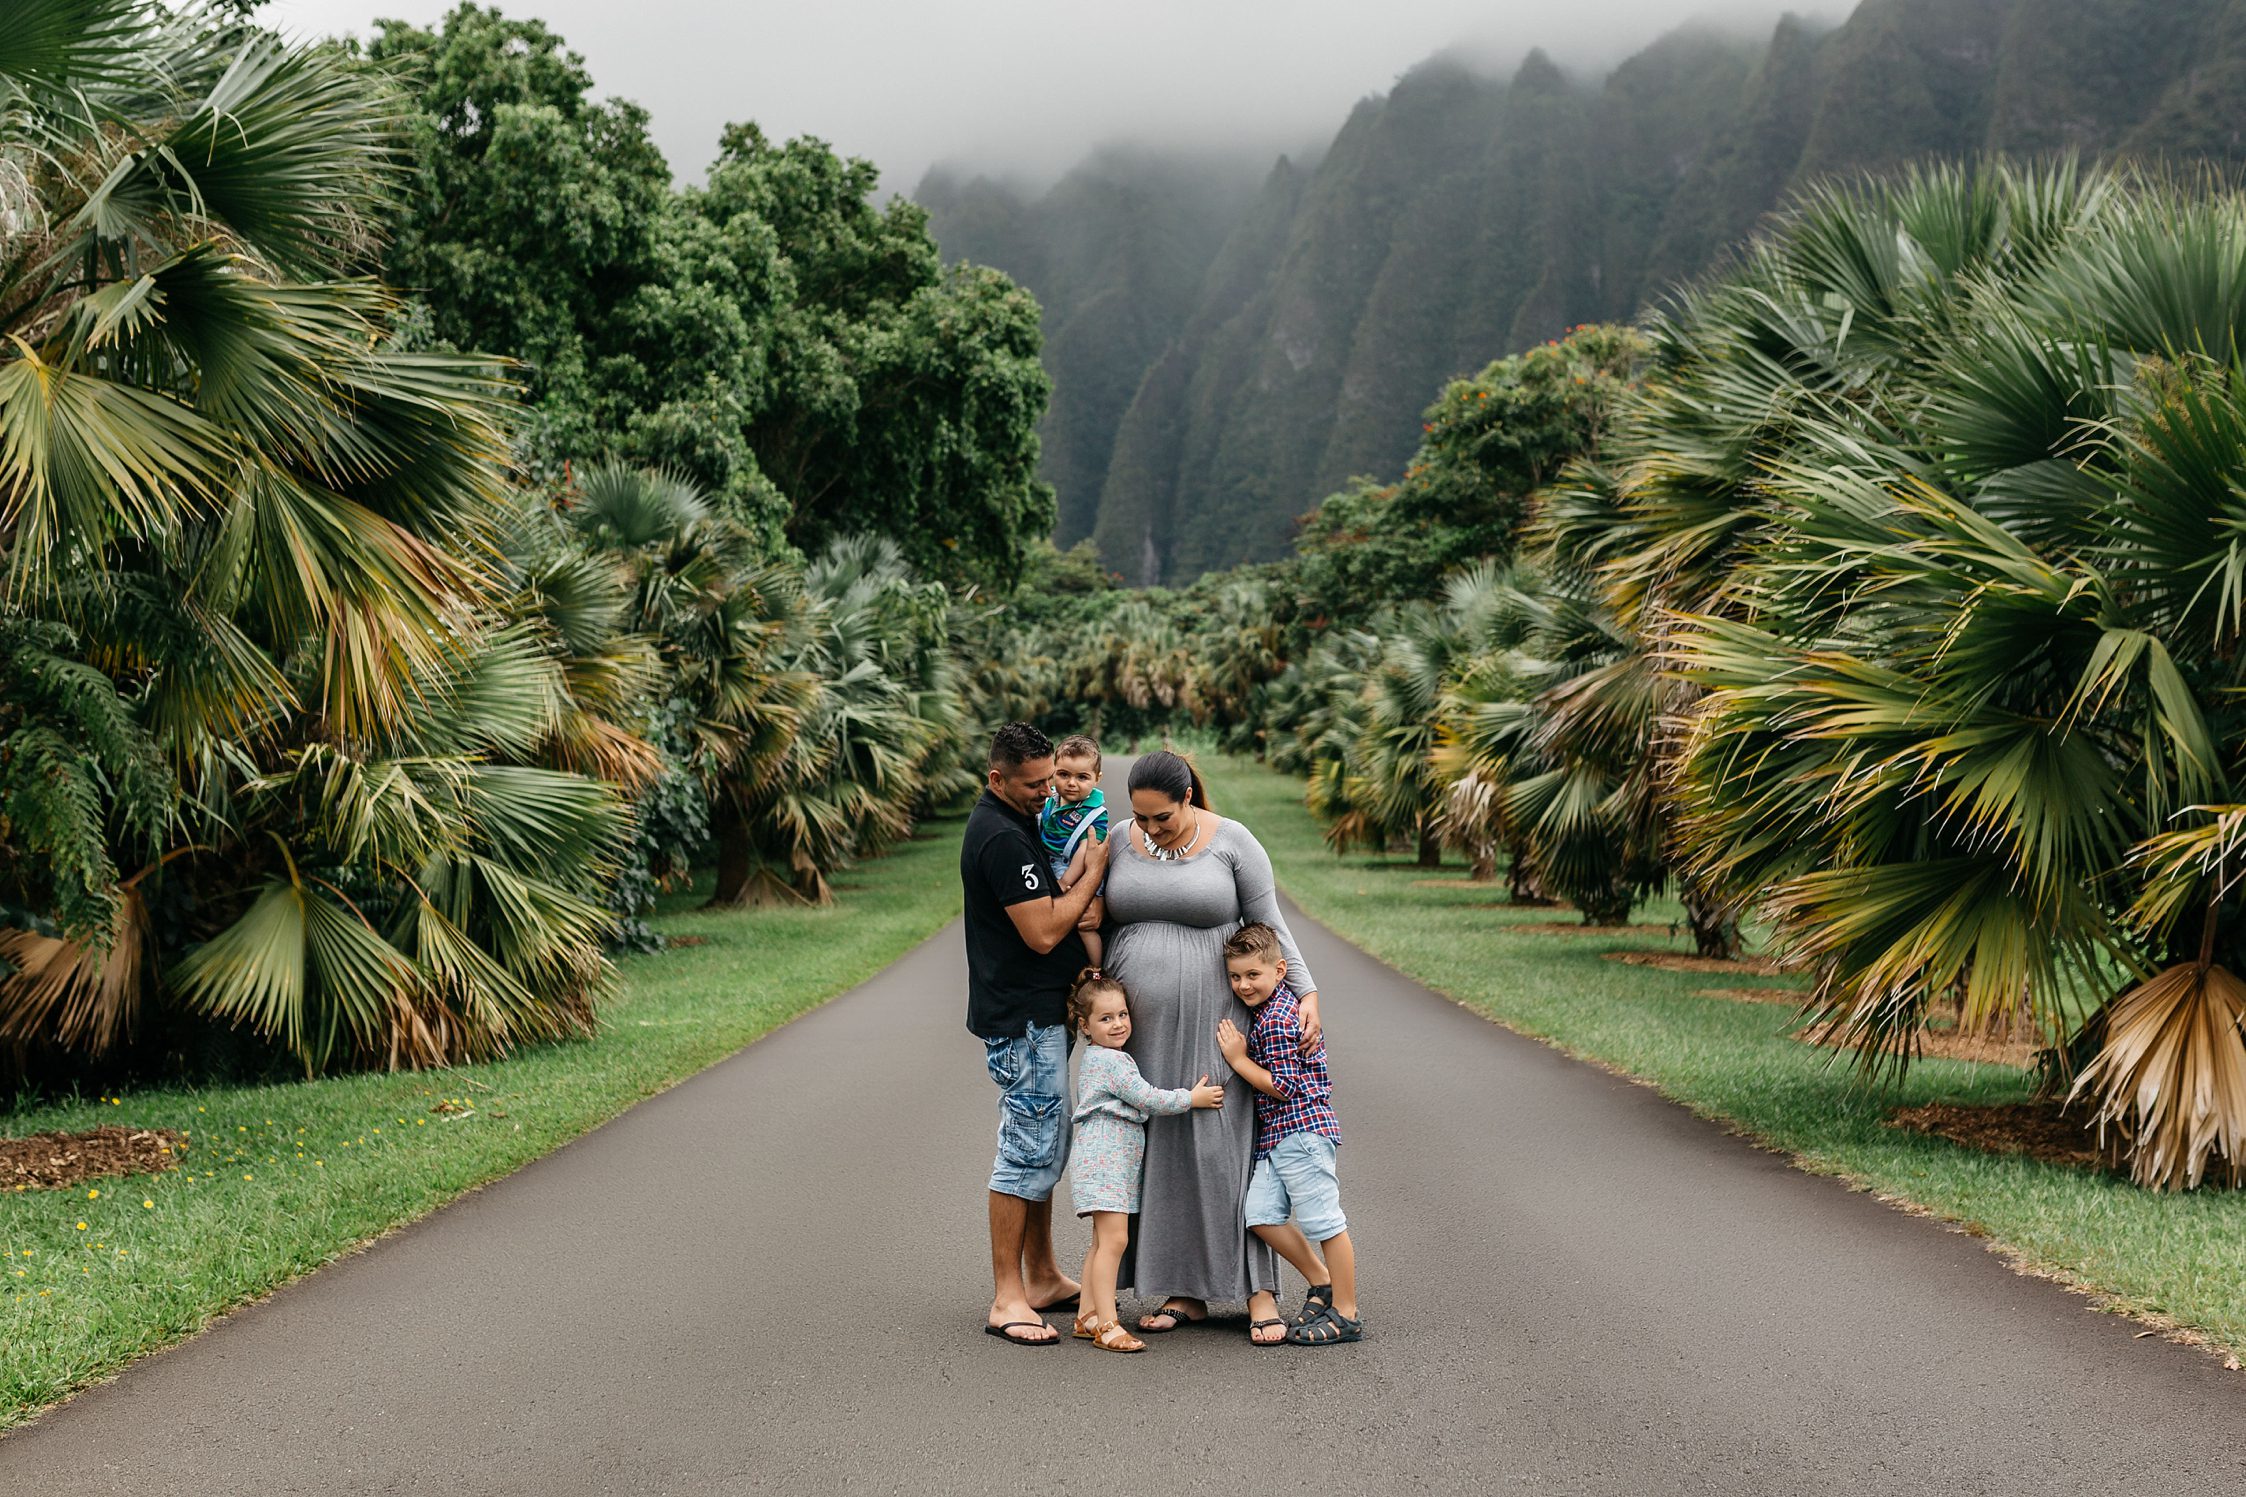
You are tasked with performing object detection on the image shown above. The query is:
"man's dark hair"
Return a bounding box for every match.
[988,721,1054,771]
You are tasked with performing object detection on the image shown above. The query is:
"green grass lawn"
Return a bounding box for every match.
[1,822,964,1430]
[1207,753,2246,1360]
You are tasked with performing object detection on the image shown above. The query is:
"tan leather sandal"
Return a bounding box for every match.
[1088,1317,1145,1354]
[1073,1309,1098,1340]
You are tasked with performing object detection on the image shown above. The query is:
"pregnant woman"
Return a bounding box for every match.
[1103,750,1323,1346]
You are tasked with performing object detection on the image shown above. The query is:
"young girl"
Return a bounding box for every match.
[1039,735,1109,967]
[1067,968,1223,1352]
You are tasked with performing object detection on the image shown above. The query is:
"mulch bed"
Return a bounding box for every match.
[1888,1101,2117,1173]
[3,1126,186,1191]
[1697,985,1808,1006]
[665,935,711,948]
[1504,921,1651,936]
[1794,1025,2041,1068]
[1604,950,1791,976]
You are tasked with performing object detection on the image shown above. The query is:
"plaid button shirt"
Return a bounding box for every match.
[1245,982,1340,1160]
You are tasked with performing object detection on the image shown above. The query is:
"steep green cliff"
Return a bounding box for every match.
[917,151,1260,546]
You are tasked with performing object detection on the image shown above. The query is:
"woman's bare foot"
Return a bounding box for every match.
[1137,1297,1207,1332]
[1247,1290,1288,1345]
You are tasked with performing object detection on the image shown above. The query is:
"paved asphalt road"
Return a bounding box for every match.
[6,773,2244,1494]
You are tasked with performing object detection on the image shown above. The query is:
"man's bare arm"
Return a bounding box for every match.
[1004,838,1109,953]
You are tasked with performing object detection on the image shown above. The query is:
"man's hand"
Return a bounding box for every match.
[1077,897,1104,931]
[1215,1016,1248,1066]
[1297,991,1322,1053]
[1082,830,1111,877]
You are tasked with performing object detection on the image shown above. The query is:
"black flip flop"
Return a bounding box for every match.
[1249,1317,1290,1348]
[1138,1304,1202,1333]
[1031,1291,1080,1313]
[984,1320,1058,1346]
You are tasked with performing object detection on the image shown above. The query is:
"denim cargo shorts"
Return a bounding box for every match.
[985,1019,1073,1201]
[1243,1131,1347,1241]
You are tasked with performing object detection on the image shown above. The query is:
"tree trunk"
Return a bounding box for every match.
[1576,883,1634,927]
[1506,840,1556,906]
[1468,845,1497,884]
[1680,880,1741,960]
[706,793,753,908]
[1416,822,1442,869]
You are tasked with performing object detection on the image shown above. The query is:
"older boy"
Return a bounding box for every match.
[1215,921,1362,1345]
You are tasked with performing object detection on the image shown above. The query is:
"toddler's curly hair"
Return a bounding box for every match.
[1067,967,1126,1031]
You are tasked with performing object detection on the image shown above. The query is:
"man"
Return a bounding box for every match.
[962,722,1110,1345]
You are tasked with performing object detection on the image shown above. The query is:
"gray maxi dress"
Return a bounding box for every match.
[1105,817,1318,1306]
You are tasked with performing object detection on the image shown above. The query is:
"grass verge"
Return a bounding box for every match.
[1,823,964,1430]
[1208,753,2246,1360]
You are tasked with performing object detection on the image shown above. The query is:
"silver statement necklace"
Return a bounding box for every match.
[1146,810,1203,863]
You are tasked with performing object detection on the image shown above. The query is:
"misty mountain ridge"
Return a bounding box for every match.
[919,0,2246,583]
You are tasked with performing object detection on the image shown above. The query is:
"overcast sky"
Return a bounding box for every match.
[267,1,1843,193]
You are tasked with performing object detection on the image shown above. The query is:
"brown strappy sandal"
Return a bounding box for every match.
[1073,1309,1098,1340]
[1088,1317,1146,1354]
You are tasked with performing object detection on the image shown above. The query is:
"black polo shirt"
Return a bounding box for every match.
[961,788,1088,1039]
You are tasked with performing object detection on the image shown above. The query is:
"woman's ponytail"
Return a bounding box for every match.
[1128,749,1211,812]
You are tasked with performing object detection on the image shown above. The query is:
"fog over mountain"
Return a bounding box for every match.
[267,0,1839,188]
[921,0,2246,581]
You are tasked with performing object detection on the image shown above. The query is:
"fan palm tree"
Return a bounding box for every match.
[1662,167,2246,1187]
[1422,560,1654,920]
[0,2,629,1074]
[690,533,964,908]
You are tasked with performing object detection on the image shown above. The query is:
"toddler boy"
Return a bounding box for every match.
[1039,734,1109,966]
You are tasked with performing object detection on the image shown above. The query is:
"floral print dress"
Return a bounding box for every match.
[1070,1044,1195,1217]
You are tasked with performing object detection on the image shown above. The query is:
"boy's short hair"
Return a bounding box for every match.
[1053,733,1101,769]
[1223,922,1283,963]
[988,721,1053,770]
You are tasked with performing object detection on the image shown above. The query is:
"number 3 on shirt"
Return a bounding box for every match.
[1020,864,1040,891]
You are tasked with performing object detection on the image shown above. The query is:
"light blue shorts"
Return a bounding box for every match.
[1244,1131,1346,1242]
[985,1020,1073,1201]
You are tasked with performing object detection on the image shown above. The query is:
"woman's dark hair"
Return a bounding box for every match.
[988,721,1053,771]
[1128,749,1209,810]
[1067,967,1126,1030]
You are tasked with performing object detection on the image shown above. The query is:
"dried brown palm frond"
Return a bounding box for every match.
[0,888,150,1053]
[546,706,665,790]
[1438,769,1503,882]
[2069,962,2246,1191]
